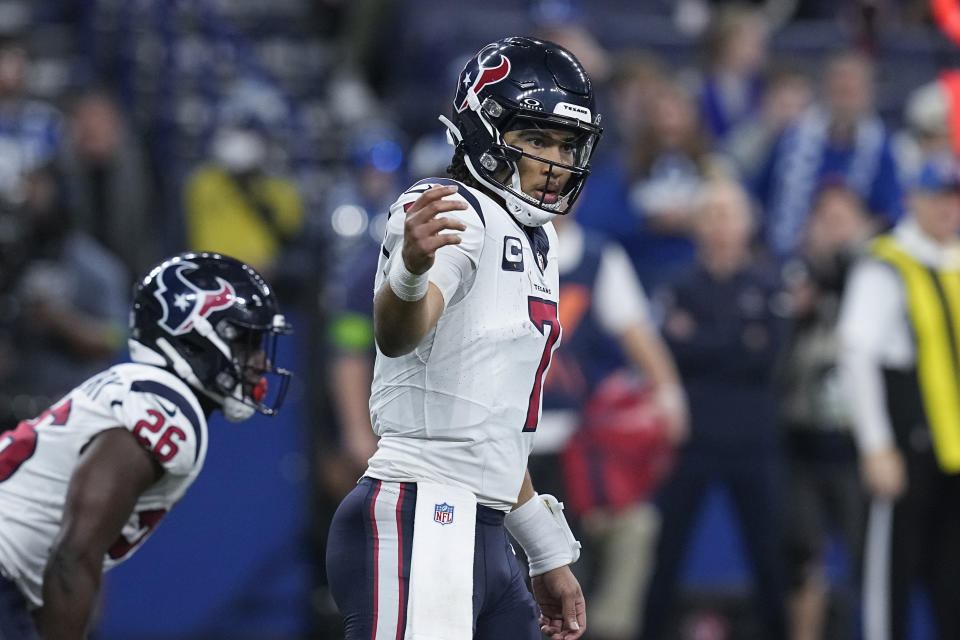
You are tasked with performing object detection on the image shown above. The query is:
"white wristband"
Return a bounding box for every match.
[504,493,581,577]
[388,256,429,302]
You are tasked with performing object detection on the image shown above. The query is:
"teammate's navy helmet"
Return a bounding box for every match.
[441,36,602,226]
[129,252,292,422]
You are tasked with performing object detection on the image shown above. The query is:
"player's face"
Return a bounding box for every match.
[230,332,269,400]
[694,181,754,252]
[825,57,873,123]
[807,188,870,255]
[502,128,576,206]
[911,190,960,243]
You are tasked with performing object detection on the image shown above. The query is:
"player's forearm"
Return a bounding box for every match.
[373,283,444,357]
[332,355,378,462]
[47,308,125,358]
[838,346,895,455]
[619,324,681,389]
[37,548,101,640]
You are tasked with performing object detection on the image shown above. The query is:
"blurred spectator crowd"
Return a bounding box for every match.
[2,0,960,638]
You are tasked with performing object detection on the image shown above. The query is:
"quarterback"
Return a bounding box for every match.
[326,37,602,640]
[0,252,292,639]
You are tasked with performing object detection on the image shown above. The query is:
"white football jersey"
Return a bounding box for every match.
[367,178,561,511]
[0,363,208,607]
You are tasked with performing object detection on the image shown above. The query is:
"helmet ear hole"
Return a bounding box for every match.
[177,334,205,358]
[216,319,238,341]
[216,370,238,392]
[480,152,500,172]
[482,98,504,118]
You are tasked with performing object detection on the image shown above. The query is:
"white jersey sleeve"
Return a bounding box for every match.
[377,179,485,306]
[838,258,910,455]
[594,241,652,335]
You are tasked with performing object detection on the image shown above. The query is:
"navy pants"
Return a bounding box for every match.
[641,448,787,640]
[327,477,540,640]
[0,573,38,640]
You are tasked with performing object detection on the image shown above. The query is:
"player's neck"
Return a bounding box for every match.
[197,394,219,418]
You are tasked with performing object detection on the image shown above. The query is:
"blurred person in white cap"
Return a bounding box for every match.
[894,76,957,187]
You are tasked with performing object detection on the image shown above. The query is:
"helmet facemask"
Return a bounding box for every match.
[209,314,293,422]
[443,97,601,227]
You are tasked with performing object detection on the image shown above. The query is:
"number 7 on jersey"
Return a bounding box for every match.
[524,297,561,432]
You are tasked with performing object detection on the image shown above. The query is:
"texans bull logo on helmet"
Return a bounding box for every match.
[154,261,236,335]
[455,45,511,113]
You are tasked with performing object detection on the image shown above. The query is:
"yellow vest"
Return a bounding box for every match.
[871,234,960,472]
[184,166,304,272]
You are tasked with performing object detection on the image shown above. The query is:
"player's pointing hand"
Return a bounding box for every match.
[402,185,468,275]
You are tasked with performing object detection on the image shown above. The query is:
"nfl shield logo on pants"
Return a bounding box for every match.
[434,502,454,525]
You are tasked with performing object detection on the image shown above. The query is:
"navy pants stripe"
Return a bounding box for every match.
[0,573,38,640]
[327,477,540,640]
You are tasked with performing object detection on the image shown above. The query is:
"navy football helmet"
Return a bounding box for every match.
[129,252,292,422]
[441,36,602,226]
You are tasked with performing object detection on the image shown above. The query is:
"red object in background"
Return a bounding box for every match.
[939,70,960,156]
[561,371,675,516]
[908,4,960,153]
[933,0,960,48]
[682,610,730,640]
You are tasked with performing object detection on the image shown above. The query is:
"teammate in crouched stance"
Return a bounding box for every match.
[326,37,602,640]
[0,252,291,640]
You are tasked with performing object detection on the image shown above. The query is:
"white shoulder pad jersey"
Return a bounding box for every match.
[367,178,561,511]
[0,363,208,607]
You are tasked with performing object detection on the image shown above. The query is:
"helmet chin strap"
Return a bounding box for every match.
[439,114,462,146]
[185,316,256,422]
[154,337,210,393]
[221,395,256,423]
[128,339,167,367]
[469,154,557,227]
[506,170,559,227]
[439,114,558,228]
[150,336,256,423]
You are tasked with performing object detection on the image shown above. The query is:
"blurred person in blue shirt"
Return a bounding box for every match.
[641,177,788,640]
[754,50,903,259]
[696,5,770,142]
[0,35,63,203]
[724,64,814,179]
[577,79,729,292]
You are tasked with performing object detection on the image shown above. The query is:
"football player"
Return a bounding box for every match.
[326,37,602,640]
[0,252,292,639]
